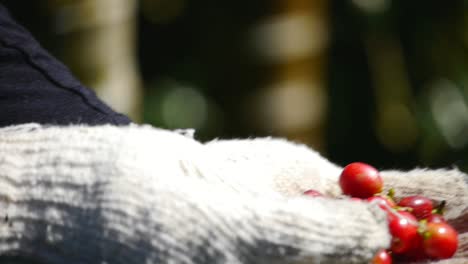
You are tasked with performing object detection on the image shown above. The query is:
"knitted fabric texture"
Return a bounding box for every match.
[0,124,466,264]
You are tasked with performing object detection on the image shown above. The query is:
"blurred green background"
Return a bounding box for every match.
[3,0,468,172]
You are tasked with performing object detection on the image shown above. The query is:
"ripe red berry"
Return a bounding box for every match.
[371,249,392,264]
[367,195,396,213]
[303,189,323,197]
[395,233,427,262]
[423,222,458,259]
[426,214,446,223]
[388,211,419,254]
[339,162,383,198]
[398,195,434,220]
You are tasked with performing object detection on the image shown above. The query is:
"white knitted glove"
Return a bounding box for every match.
[1,124,466,263]
[0,124,391,263]
[381,170,468,263]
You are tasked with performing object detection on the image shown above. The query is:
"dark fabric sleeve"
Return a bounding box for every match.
[0,3,132,127]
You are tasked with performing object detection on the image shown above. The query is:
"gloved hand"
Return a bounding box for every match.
[381,169,468,264]
[0,124,465,264]
[206,138,468,264]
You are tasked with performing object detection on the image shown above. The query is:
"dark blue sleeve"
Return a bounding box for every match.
[0,3,132,126]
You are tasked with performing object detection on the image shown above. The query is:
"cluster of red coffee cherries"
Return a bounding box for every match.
[304,162,459,264]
